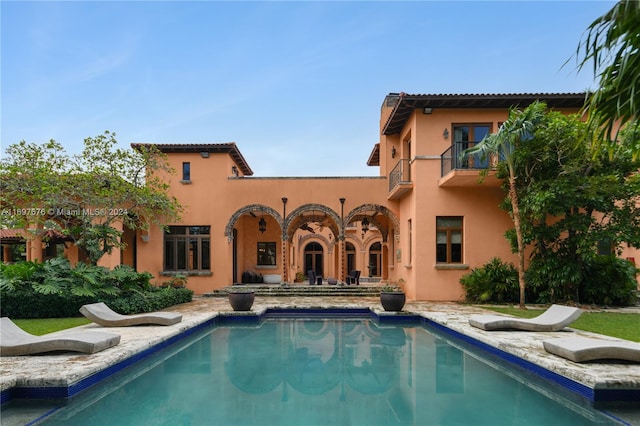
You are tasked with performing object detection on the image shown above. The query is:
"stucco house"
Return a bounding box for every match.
[6,92,637,300]
[123,92,637,299]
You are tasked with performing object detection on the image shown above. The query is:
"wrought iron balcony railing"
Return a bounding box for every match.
[441,141,491,177]
[389,159,411,193]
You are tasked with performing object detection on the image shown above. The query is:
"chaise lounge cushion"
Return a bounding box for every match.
[468,304,582,332]
[1,317,120,356]
[543,336,640,363]
[80,302,182,327]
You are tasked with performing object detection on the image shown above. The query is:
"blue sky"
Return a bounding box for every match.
[1,1,614,176]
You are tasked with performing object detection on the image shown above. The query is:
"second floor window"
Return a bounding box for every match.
[164,226,210,271]
[436,217,463,263]
[182,162,191,181]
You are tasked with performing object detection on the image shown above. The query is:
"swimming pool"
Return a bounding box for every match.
[3,313,623,425]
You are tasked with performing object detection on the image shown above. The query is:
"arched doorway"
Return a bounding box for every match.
[368,242,382,277]
[304,242,324,278]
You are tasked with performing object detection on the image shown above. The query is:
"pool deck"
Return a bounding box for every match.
[2,298,639,413]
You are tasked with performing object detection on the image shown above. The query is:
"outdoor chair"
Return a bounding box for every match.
[346,270,360,285]
[0,317,120,356]
[543,336,640,363]
[80,302,182,327]
[468,304,582,332]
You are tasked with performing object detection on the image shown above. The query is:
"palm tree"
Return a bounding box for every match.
[463,101,547,309]
[575,0,640,155]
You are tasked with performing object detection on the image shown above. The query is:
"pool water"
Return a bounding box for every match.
[6,318,622,425]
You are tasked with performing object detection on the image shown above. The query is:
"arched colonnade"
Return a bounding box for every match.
[224,202,399,284]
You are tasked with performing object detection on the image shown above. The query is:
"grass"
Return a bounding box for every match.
[484,306,640,342]
[13,306,640,342]
[13,317,91,335]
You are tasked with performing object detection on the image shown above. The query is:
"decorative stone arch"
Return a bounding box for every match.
[344,235,365,252]
[299,233,335,253]
[362,234,382,250]
[224,204,283,241]
[345,204,400,243]
[285,203,341,242]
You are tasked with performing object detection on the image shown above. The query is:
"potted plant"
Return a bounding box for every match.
[227,287,255,311]
[169,274,187,288]
[380,279,405,312]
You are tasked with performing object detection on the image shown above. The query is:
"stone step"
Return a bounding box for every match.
[204,284,382,298]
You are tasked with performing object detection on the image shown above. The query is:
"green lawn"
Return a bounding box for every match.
[484,306,640,342]
[13,318,91,335]
[13,306,640,342]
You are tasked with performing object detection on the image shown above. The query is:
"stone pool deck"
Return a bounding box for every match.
[1,297,639,423]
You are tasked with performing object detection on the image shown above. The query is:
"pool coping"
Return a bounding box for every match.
[1,300,639,407]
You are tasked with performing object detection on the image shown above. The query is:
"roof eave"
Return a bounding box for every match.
[381,92,588,135]
[131,143,254,176]
[367,143,380,166]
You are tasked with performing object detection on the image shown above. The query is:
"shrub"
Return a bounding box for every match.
[0,260,193,318]
[0,286,193,319]
[0,289,95,318]
[461,257,519,303]
[108,265,153,294]
[0,261,42,291]
[106,287,193,314]
[580,256,638,306]
[526,254,638,306]
[28,257,118,297]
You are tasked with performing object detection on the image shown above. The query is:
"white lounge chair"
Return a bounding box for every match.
[80,302,182,327]
[468,304,582,332]
[543,336,640,363]
[0,317,120,356]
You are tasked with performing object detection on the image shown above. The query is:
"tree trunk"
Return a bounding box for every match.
[509,171,527,309]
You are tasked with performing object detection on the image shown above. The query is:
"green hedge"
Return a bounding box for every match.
[0,259,193,318]
[0,285,193,319]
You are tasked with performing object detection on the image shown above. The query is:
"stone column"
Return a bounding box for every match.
[282,236,288,283]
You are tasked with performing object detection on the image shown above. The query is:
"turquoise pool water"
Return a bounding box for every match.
[6,318,622,425]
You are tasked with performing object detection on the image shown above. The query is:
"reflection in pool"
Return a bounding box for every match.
[18,318,619,425]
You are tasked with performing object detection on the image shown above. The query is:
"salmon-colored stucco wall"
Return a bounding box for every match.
[135,151,393,294]
[130,100,638,299]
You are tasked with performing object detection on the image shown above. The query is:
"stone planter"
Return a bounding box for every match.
[327,277,338,285]
[228,291,255,311]
[380,292,406,312]
[263,274,281,284]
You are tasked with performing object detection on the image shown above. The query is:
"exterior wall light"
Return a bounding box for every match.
[391,146,396,158]
[443,128,449,139]
[259,217,267,233]
[423,107,433,114]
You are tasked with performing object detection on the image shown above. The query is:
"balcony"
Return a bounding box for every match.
[388,159,413,200]
[439,141,501,187]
